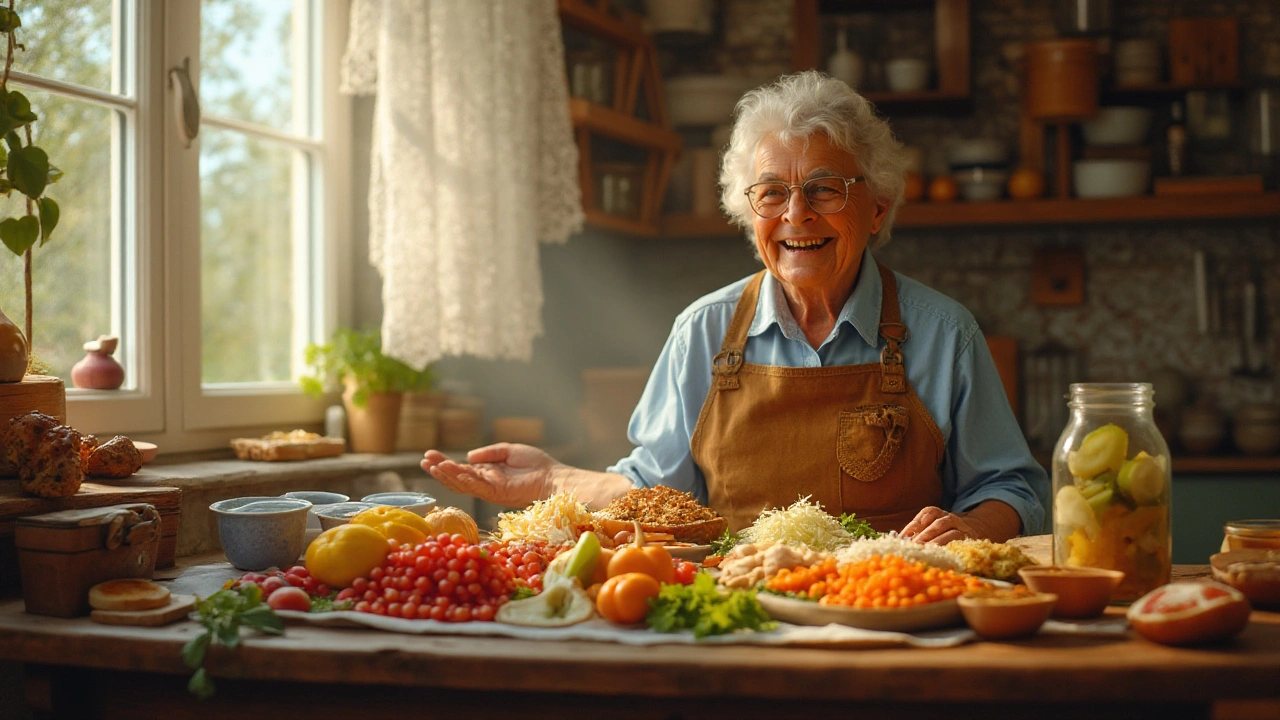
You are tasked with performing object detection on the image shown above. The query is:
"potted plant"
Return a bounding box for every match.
[0,2,65,424]
[301,328,436,453]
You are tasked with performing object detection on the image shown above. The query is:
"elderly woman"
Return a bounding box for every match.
[422,71,1049,543]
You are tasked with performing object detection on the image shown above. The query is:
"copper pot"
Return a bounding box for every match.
[1024,39,1099,122]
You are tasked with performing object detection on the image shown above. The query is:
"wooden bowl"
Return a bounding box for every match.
[131,441,158,464]
[958,590,1058,639]
[1018,566,1124,619]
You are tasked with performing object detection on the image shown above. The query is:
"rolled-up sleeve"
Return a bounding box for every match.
[609,316,710,504]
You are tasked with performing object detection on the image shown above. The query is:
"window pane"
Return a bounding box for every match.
[200,127,296,384]
[0,93,114,382]
[201,0,296,133]
[9,0,115,91]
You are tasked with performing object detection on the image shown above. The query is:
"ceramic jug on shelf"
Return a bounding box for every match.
[827,20,863,90]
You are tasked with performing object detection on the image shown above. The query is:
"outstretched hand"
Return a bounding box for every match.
[900,506,979,545]
[421,443,557,508]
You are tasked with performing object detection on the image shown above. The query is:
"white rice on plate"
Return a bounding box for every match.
[834,533,963,572]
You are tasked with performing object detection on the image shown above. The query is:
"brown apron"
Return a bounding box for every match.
[690,265,945,533]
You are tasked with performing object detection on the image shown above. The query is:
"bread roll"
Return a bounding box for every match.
[88,578,171,611]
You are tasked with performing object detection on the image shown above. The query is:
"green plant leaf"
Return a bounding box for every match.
[4,131,20,154]
[0,8,21,32]
[46,163,62,184]
[8,145,48,198]
[0,215,38,255]
[37,197,58,244]
[180,632,210,669]
[5,91,37,126]
[187,668,214,701]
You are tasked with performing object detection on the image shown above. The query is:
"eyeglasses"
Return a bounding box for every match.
[744,175,865,218]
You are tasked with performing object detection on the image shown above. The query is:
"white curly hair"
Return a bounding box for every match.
[719,71,908,250]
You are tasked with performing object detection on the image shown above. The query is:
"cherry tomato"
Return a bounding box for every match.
[267,586,312,612]
[673,560,698,585]
[259,576,289,597]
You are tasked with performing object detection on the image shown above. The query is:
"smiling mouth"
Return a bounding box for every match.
[779,237,832,251]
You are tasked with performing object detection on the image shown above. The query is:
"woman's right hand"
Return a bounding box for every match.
[421,443,557,508]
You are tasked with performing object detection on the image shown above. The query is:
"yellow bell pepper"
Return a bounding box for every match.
[304,524,389,588]
[350,506,431,546]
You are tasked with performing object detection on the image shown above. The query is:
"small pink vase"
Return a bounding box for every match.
[71,335,125,390]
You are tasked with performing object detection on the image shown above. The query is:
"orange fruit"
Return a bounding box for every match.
[1008,167,1046,199]
[903,171,925,202]
[928,175,959,203]
[1127,581,1251,646]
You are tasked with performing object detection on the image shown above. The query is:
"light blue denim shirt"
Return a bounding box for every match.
[609,252,1050,535]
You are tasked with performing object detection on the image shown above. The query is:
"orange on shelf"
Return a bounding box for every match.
[928,175,959,203]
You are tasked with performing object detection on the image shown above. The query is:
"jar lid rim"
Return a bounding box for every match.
[1224,519,1280,535]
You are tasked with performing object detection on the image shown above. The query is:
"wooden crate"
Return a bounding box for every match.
[0,480,181,588]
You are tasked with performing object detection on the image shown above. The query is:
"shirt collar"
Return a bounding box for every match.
[750,251,883,349]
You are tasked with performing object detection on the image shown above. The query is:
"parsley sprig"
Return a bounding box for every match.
[646,573,776,638]
[709,528,740,557]
[181,585,284,700]
[839,512,880,540]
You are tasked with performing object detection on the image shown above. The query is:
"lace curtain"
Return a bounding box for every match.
[341,0,583,367]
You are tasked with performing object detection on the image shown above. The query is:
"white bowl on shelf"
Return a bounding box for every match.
[885,58,929,92]
[665,75,756,127]
[1072,159,1150,198]
[1082,107,1152,146]
[954,167,1008,201]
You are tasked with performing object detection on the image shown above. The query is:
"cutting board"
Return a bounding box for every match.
[90,594,195,627]
[0,481,182,586]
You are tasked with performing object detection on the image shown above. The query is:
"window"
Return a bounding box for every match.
[0,0,351,448]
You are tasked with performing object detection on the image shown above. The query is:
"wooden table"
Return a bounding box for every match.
[2,540,1278,720]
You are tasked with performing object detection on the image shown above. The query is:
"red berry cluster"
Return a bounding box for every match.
[481,539,570,593]
[336,533,515,622]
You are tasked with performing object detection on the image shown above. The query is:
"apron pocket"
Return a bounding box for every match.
[837,404,909,483]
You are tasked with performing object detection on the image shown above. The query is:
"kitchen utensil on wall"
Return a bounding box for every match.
[1023,39,1099,198]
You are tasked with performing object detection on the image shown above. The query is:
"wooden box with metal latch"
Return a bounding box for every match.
[15,503,162,617]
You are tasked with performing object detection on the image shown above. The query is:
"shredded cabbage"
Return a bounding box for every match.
[738,496,854,553]
[495,492,595,545]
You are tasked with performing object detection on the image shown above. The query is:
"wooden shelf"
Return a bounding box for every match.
[654,193,1280,237]
[568,98,681,152]
[895,192,1280,228]
[557,0,647,48]
[793,0,970,107]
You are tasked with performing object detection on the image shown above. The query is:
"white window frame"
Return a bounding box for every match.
[48,0,352,452]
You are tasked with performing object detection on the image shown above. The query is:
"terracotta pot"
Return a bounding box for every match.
[71,351,125,390]
[342,380,403,454]
[1024,39,1099,122]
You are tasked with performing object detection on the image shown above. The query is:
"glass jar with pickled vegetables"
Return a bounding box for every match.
[1052,383,1171,603]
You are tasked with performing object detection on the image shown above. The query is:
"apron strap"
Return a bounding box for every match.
[877,263,909,394]
[712,271,766,391]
